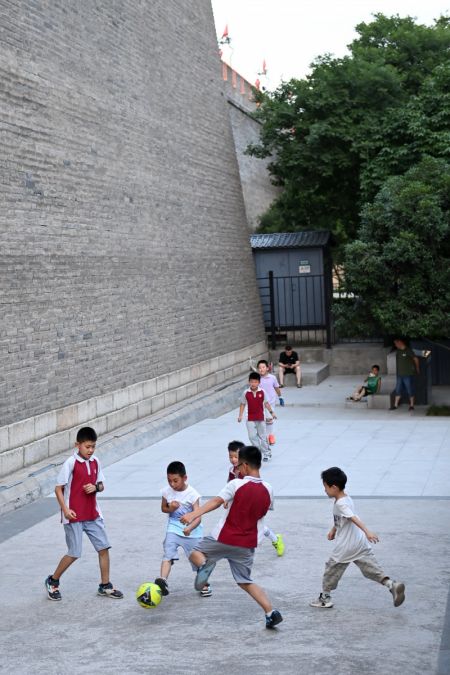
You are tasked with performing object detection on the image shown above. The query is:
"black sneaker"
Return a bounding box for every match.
[45,575,62,601]
[97,582,123,598]
[266,609,283,629]
[154,577,169,596]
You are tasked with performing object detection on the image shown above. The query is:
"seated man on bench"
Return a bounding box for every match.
[278,345,302,388]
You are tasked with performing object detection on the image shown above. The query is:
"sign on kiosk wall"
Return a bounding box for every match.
[298,260,310,274]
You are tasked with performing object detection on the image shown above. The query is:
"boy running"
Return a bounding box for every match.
[310,466,405,609]
[154,461,211,597]
[181,445,283,629]
[227,441,285,556]
[238,372,276,461]
[45,426,123,601]
[257,359,284,446]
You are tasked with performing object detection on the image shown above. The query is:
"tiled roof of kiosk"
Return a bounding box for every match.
[250,231,330,249]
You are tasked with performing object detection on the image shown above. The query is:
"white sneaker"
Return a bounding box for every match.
[390,581,405,607]
[310,593,333,608]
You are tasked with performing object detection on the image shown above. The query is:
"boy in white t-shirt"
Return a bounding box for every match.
[310,466,405,609]
[154,461,211,597]
[257,360,284,447]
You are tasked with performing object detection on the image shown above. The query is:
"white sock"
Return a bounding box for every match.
[264,527,277,543]
[382,578,393,589]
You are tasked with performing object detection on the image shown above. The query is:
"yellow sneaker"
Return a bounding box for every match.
[272,534,285,556]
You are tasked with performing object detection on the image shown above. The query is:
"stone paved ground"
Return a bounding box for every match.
[1,376,449,674]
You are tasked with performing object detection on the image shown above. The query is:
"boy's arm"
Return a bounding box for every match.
[180,496,225,525]
[238,403,245,422]
[183,498,202,535]
[264,400,277,418]
[55,484,76,520]
[349,515,379,543]
[376,377,382,393]
[161,496,180,513]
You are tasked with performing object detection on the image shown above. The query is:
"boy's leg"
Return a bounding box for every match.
[264,525,285,556]
[52,554,78,580]
[311,558,349,607]
[45,522,82,600]
[83,519,123,598]
[353,552,405,606]
[246,421,261,449]
[278,366,285,386]
[238,582,272,613]
[229,549,283,627]
[255,421,269,459]
[98,548,110,585]
[295,365,302,386]
[160,560,172,579]
[322,559,349,593]
[155,533,180,595]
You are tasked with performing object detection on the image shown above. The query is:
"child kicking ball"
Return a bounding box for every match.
[311,467,405,609]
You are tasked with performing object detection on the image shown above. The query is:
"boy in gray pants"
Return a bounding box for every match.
[310,466,405,609]
[238,372,276,462]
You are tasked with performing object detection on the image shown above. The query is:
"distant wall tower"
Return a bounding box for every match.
[220,61,280,231]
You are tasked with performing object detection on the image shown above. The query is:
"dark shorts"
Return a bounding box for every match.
[396,375,415,397]
[282,367,297,374]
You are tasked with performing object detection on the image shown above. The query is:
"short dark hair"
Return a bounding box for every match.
[285,345,292,351]
[167,461,186,476]
[321,467,347,490]
[371,364,380,371]
[76,427,97,443]
[249,372,261,381]
[238,445,262,469]
[228,440,245,452]
[257,359,269,367]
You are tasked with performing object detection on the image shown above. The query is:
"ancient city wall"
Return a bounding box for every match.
[221,63,280,230]
[0,0,266,474]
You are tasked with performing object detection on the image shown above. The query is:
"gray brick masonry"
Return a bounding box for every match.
[0,2,266,431]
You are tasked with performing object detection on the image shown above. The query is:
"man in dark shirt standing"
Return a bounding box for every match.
[390,338,420,411]
[278,345,302,388]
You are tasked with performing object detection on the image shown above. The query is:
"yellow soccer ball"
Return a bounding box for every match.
[136,582,163,609]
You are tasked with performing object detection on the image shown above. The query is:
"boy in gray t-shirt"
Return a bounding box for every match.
[310,467,405,609]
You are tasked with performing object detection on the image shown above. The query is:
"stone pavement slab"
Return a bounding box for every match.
[98,377,450,499]
[0,498,448,675]
[1,375,449,674]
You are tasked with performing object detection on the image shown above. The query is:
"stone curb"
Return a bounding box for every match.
[0,376,247,517]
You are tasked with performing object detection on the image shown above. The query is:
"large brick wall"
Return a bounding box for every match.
[0,0,265,427]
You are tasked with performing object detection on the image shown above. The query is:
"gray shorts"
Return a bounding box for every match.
[64,518,110,558]
[194,535,255,584]
[163,532,199,571]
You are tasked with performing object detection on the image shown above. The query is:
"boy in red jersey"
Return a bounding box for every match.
[238,372,276,462]
[181,445,283,629]
[227,440,285,556]
[44,427,122,601]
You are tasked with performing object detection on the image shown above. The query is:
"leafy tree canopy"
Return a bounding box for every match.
[248,14,450,252]
[334,157,450,338]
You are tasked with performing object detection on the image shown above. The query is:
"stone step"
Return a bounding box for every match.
[279,362,329,386]
[269,347,324,364]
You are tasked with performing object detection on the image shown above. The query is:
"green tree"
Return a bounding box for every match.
[248,14,450,253]
[334,157,450,337]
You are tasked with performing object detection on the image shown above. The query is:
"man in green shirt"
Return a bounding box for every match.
[390,339,420,411]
